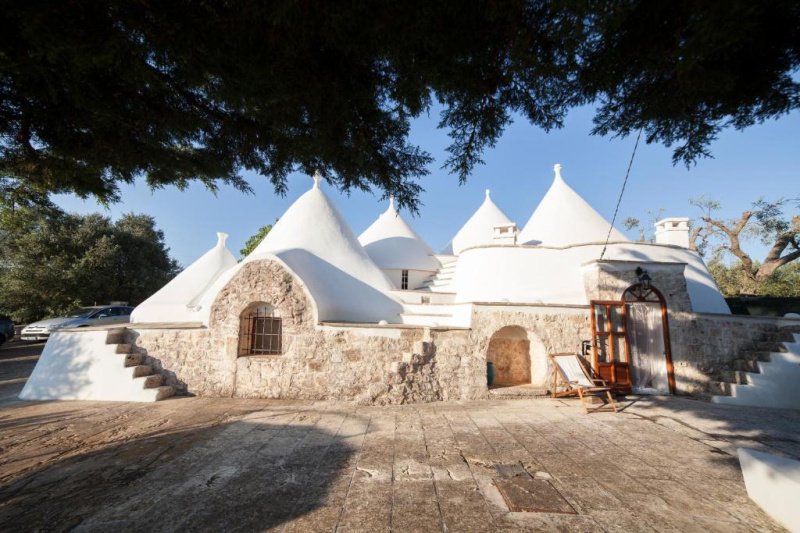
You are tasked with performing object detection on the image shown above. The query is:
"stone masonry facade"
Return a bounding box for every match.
[130,259,481,404]
[127,257,797,403]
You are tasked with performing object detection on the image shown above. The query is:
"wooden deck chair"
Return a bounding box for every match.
[549,353,618,414]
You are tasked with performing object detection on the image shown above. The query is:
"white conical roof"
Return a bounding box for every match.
[246,172,402,323]
[131,232,237,323]
[358,197,440,271]
[518,164,629,246]
[443,189,513,255]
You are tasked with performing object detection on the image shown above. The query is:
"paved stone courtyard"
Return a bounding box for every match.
[1,341,799,531]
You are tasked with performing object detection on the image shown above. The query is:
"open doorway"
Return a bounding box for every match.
[623,284,675,394]
[589,283,675,395]
[487,326,530,386]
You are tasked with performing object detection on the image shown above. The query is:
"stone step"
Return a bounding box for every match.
[115,343,136,354]
[488,386,549,399]
[105,327,127,345]
[708,381,733,396]
[720,370,751,385]
[738,350,773,362]
[760,331,797,343]
[135,374,164,389]
[127,365,153,378]
[403,303,457,315]
[389,290,456,304]
[733,358,760,372]
[399,313,456,327]
[140,385,175,401]
[124,353,144,367]
[752,341,786,352]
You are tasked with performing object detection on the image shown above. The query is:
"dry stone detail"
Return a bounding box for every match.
[127,258,799,403]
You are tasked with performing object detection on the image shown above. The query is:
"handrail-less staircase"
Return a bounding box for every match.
[712,327,800,410]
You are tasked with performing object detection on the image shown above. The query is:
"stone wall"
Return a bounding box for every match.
[127,257,799,403]
[470,305,592,388]
[670,314,799,395]
[129,258,481,403]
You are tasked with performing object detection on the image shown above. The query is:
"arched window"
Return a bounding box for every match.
[238,304,282,356]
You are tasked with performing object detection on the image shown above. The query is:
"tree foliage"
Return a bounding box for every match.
[2,1,798,209]
[689,196,800,295]
[708,259,800,298]
[0,202,180,323]
[239,223,273,259]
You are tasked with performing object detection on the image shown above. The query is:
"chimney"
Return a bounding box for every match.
[654,218,691,248]
[493,223,518,245]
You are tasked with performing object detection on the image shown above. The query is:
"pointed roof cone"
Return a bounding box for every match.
[246,172,402,323]
[358,196,440,271]
[518,164,629,246]
[443,189,513,255]
[131,232,237,323]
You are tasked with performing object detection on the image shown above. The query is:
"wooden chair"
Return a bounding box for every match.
[549,353,618,414]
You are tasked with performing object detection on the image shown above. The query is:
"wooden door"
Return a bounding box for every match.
[590,301,632,394]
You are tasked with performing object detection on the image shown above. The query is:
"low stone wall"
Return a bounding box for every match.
[670,313,800,395]
[129,323,478,403]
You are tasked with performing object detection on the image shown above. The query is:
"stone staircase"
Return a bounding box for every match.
[417,256,457,292]
[106,328,175,401]
[488,384,549,399]
[711,327,800,410]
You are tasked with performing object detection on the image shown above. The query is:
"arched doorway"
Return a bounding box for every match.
[487,326,530,386]
[622,283,675,394]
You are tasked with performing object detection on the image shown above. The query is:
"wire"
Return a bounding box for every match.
[599,128,643,260]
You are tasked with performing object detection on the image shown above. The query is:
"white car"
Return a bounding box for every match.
[20,305,134,341]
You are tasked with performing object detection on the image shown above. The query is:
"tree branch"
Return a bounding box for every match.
[702,211,755,280]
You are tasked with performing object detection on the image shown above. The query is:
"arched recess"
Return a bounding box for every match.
[622,284,676,394]
[486,326,549,387]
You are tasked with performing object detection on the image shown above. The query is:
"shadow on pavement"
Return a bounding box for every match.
[0,414,356,531]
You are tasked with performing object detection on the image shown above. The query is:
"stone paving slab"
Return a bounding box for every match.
[0,393,797,532]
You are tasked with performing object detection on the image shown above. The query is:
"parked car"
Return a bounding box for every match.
[20,305,134,341]
[0,317,14,345]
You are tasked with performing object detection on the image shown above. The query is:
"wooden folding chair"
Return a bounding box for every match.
[549,353,618,414]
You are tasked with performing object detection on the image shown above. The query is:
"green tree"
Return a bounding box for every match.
[0,204,179,323]
[690,196,800,295]
[239,223,273,259]
[708,259,800,298]
[1,2,798,209]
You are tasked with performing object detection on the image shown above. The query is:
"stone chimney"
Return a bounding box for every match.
[654,218,691,248]
[493,223,518,245]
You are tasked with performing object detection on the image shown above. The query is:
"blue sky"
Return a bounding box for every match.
[54,104,799,267]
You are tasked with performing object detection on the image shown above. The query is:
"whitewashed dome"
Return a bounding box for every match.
[518,164,629,246]
[358,197,440,271]
[131,232,237,323]
[243,172,402,323]
[443,189,513,255]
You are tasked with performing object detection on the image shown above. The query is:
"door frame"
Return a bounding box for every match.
[589,300,632,394]
[621,284,676,394]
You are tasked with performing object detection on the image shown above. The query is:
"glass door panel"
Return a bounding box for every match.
[590,301,632,394]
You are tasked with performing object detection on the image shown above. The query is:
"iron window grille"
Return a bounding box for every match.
[238,306,282,356]
[401,269,409,290]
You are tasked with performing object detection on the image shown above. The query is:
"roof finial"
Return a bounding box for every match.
[312,170,322,188]
[216,232,229,248]
[554,163,563,181]
[388,194,395,211]
[485,189,491,199]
